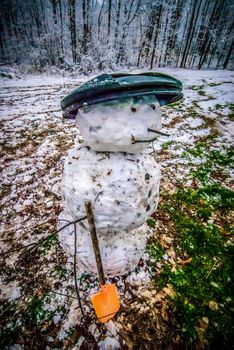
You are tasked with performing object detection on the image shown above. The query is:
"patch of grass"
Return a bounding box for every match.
[54,265,68,278]
[40,234,58,250]
[26,294,60,325]
[188,84,205,91]
[228,103,234,121]
[208,82,222,87]
[183,143,234,183]
[161,141,175,150]
[147,242,165,263]
[228,103,234,112]
[174,183,234,217]
[169,101,185,109]
[154,185,234,347]
[147,217,157,227]
[27,296,47,325]
[187,107,199,117]
[149,139,234,348]
[0,295,57,348]
[197,90,206,96]
[170,249,234,347]
[77,272,96,292]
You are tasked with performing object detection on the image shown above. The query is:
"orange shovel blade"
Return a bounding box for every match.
[90,284,120,323]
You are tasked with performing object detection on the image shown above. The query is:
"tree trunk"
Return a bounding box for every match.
[58,0,64,57]
[114,0,121,49]
[98,0,105,39]
[180,0,203,68]
[150,4,162,69]
[69,0,77,62]
[223,39,234,69]
[107,0,112,39]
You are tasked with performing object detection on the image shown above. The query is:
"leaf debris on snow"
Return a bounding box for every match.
[0,69,234,349]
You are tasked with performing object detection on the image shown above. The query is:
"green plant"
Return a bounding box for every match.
[147,217,156,227]
[27,295,58,326]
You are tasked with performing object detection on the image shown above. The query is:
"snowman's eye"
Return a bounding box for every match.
[151,104,156,110]
[131,107,137,112]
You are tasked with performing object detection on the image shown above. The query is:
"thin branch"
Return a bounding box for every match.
[15,218,55,235]
[57,218,73,224]
[148,128,170,136]
[50,290,78,300]
[131,134,158,144]
[0,216,87,257]
[73,223,85,317]
[103,323,120,343]
[206,259,219,279]
[127,0,141,26]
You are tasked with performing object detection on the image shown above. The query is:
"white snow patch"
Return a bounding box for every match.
[125,268,151,286]
[37,138,57,157]
[0,281,21,301]
[98,321,120,350]
[98,336,120,350]
[58,299,82,340]
[185,117,204,129]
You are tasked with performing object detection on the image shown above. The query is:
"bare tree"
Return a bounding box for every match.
[68,0,77,62]
[117,0,141,64]
[107,0,112,39]
[0,0,233,70]
[180,0,203,68]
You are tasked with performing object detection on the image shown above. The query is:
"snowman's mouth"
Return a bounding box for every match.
[131,128,169,144]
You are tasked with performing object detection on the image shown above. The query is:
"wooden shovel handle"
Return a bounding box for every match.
[85,201,105,286]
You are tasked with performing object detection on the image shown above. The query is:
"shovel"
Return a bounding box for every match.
[85,201,120,323]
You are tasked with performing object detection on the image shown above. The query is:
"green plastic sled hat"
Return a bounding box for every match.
[61,71,183,119]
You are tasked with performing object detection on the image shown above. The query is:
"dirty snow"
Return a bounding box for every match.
[0,69,234,349]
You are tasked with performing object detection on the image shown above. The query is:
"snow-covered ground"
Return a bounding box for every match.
[0,69,233,349]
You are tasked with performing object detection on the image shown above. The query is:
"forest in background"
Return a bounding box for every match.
[0,0,233,73]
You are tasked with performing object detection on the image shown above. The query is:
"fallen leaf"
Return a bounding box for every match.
[208,300,219,311]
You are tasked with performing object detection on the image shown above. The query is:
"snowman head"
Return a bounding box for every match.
[76,94,162,153]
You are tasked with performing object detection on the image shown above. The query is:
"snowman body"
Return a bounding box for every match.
[58,95,161,277]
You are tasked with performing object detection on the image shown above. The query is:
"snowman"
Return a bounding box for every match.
[58,72,183,277]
